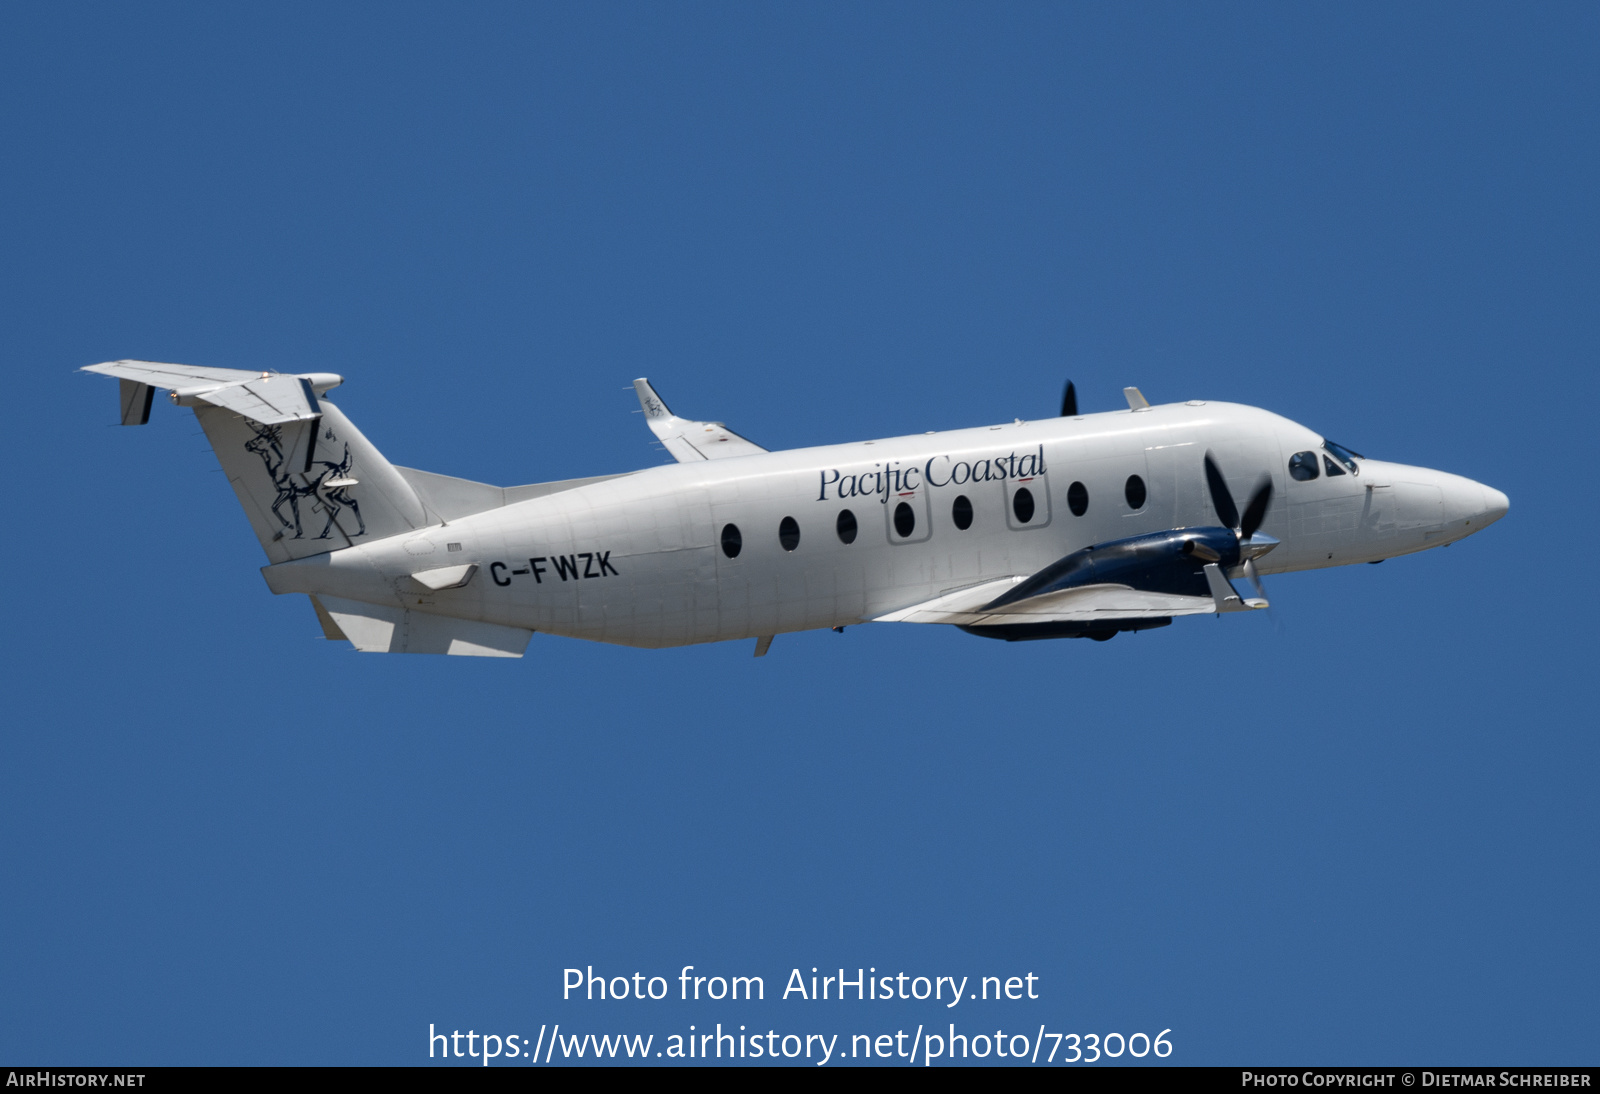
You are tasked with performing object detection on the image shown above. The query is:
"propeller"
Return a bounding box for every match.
[1203,452,1272,541]
[1060,380,1078,417]
[1203,451,1276,603]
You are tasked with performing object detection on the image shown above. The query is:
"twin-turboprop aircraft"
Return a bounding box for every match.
[83,361,1508,658]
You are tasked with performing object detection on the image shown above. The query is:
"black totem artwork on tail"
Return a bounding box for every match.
[245,424,304,536]
[245,423,366,540]
[311,432,365,538]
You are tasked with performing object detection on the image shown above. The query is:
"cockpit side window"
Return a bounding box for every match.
[1323,439,1363,473]
[1323,454,1346,477]
[1289,451,1320,481]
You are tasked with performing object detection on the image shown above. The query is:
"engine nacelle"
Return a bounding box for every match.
[987,527,1243,612]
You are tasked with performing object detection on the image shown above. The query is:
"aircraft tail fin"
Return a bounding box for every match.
[84,360,429,563]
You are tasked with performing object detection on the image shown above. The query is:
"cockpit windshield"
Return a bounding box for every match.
[1323,439,1364,474]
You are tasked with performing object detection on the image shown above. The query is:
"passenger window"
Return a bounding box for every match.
[720,523,742,558]
[1067,480,1088,516]
[893,502,916,538]
[952,495,973,530]
[1323,455,1346,477]
[1289,451,1320,481]
[778,516,800,551]
[1125,474,1146,510]
[1012,487,1035,524]
[836,509,857,544]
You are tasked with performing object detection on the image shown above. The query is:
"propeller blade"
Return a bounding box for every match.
[1239,477,1273,541]
[1060,381,1078,417]
[1243,556,1267,601]
[1203,453,1239,532]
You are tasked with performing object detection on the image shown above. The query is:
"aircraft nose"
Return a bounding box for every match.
[1479,484,1510,527]
[1430,471,1509,541]
[1357,460,1507,553]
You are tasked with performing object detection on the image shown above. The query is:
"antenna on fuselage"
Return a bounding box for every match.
[1060,380,1078,417]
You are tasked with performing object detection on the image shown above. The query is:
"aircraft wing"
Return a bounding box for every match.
[633,378,767,462]
[83,360,323,426]
[876,579,1218,626]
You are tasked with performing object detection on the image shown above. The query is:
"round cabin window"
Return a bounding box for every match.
[1067,480,1088,516]
[952,494,973,530]
[893,502,916,538]
[778,516,800,552]
[1012,486,1035,524]
[1125,474,1147,510]
[836,509,857,544]
[720,523,742,558]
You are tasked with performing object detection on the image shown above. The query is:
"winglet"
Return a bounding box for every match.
[630,377,767,463]
[633,378,673,422]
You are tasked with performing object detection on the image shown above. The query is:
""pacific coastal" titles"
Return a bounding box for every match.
[817,446,1047,504]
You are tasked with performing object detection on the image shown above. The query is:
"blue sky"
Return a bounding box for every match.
[2,2,1595,1065]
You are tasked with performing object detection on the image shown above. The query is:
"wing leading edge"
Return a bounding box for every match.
[875,578,1221,627]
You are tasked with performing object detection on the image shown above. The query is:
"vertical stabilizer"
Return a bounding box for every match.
[196,399,428,562]
[83,361,445,563]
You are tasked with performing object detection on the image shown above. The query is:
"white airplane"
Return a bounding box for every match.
[83,362,1508,658]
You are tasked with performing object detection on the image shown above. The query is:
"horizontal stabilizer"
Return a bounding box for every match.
[633,377,767,462]
[316,595,532,657]
[85,359,265,387]
[187,375,322,425]
[84,360,342,426]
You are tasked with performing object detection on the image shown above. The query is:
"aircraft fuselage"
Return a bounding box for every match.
[263,400,1507,648]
